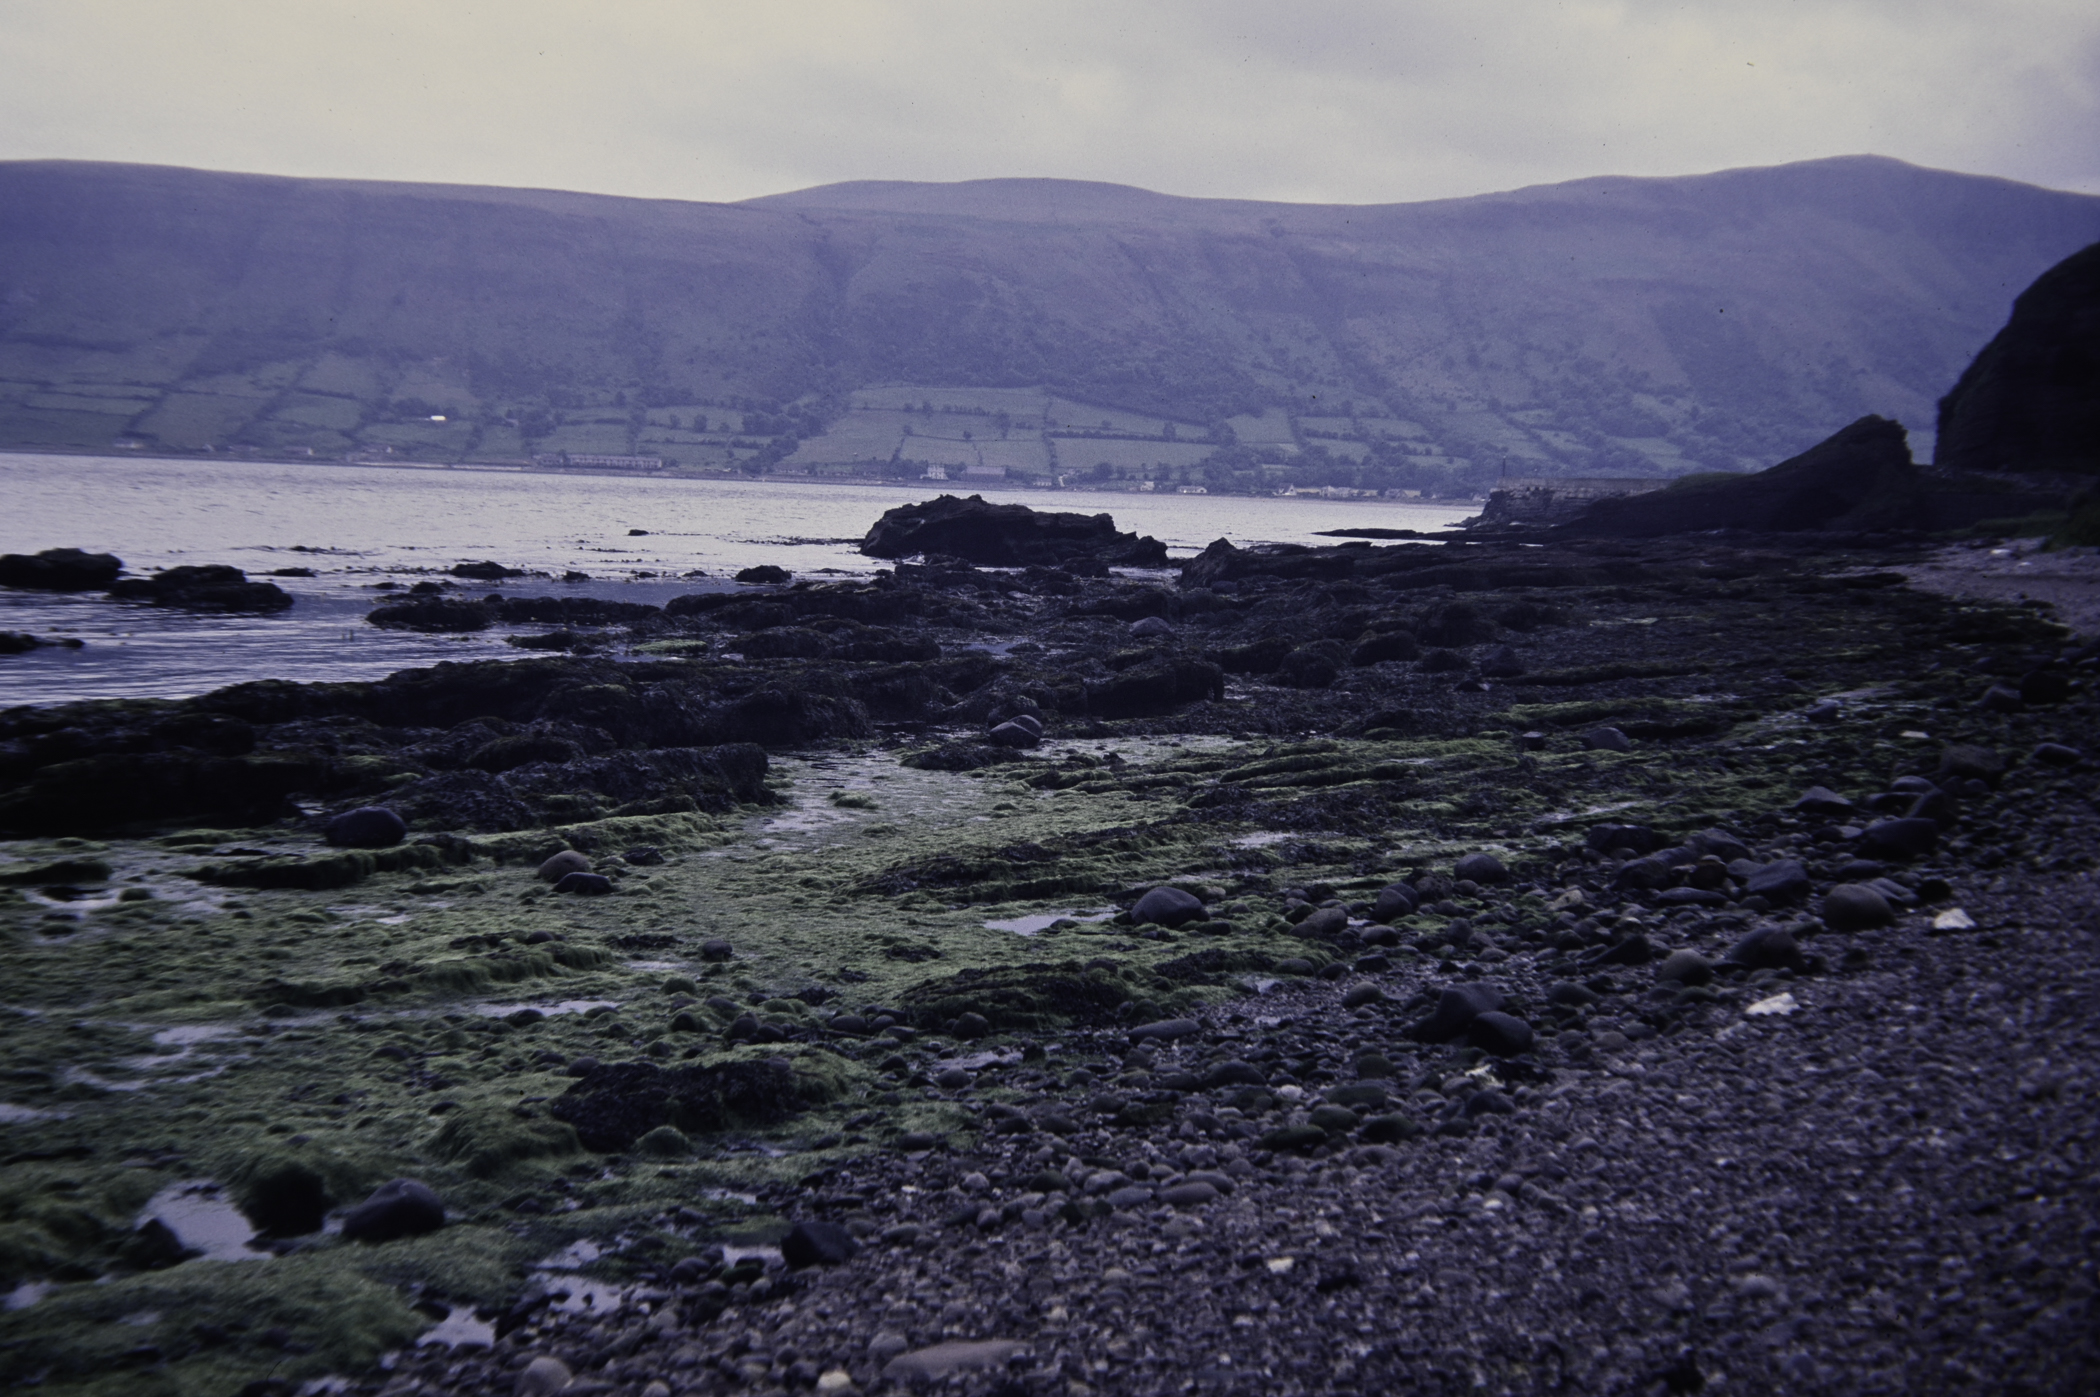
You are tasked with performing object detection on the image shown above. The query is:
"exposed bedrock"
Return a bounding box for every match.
[1937,240,2100,477]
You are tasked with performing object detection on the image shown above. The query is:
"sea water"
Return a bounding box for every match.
[0,453,1470,704]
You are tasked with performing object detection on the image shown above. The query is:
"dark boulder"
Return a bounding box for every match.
[1371,883,1418,924]
[1085,658,1224,717]
[553,872,613,895]
[735,564,792,585]
[1454,852,1508,885]
[1564,416,1926,536]
[1349,630,1419,666]
[861,494,1167,567]
[384,770,537,833]
[340,1179,446,1243]
[109,565,294,612]
[701,687,872,747]
[551,1057,802,1152]
[1276,646,1342,689]
[781,1219,858,1268]
[1859,817,1940,860]
[324,806,407,848]
[1467,1012,1534,1057]
[1131,886,1205,928]
[1406,983,1505,1043]
[1937,242,2100,476]
[451,561,526,580]
[234,1158,332,1237]
[0,547,123,591]
[368,598,492,632]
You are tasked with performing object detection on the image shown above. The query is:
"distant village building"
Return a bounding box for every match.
[961,464,1007,480]
[1177,485,1208,494]
[921,465,949,480]
[532,452,665,471]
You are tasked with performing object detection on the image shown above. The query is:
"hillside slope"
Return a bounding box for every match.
[2,156,2096,490]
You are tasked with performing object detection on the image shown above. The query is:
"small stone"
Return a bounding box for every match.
[1340,981,1384,1009]
[1454,852,1508,884]
[1654,950,1714,986]
[1478,644,1525,678]
[1726,925,1801,970]
[782,1219,859,1268]
[324,806,407,849]
[1744,991,1799,1017]
[1859,817,1939,860]
[869,1332,911,1362]
[1106,1185,1154,1209]
[700,939,734,962]
[551,871,612,896]
[1803,699,1843,725]
[816,1371,856,1395]
[987,720,1041,748]
[1979,684,2025,713]
[895,1131,943,1152]
[1464,1089,1515,1117]
[1200,1060,1267,1088]
[1274,957,1316,975]
[537,850,591,882]
[1358,1114,1420,1144]
[642,1382,671,1397]
[1582,725,1632,752]
[1129,1017,1201,1042]
[1613,857,1676,891]
[1160,1181,1218,1207]
[934,1067,973,1089]
[1129,616,1175,638]
[516,1356,574,1397]
[1744,859,1811,904]
[1258,1123,1330,1153]
[1328,1082,1388,1108]
[882,1340,1026,1381]
[1294,906,1347,941]
[2031,742,2084,767]
[1932,907,1977,931]
[1821,883,1894,930]
[951,1011,991,1039]
[1938,742,2005,788]
[1407,983,1505,1043]
[340,1178,445,1243]
[1547,981,1597,1007]
[1467,1011,1534,1057]
[1308,1104,1360,1133]
[1131,885,1205,927]
[735,564,791,584]
[1793,785,1856,818]
[1372,883,1419,923]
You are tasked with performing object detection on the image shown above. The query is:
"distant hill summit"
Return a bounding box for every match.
[2,155,2098,494]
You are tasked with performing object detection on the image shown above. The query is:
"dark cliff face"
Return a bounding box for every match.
[1936,242,2100,476]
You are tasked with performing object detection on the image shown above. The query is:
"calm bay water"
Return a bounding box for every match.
[0,453,1471,704]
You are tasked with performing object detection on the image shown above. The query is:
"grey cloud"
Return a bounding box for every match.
[0,0,2093,203]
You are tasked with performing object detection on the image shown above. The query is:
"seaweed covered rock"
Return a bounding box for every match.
[861,494,1166,567]
[325,806,407,848]
[367,597,492,632]
[1937,241,2100,476]
[1564,416,1924,536]
[340,1179,445,1243]
[550,1057,804,1152]
[0,547,122,591]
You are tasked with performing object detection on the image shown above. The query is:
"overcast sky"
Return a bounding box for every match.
[3,0,2095,205]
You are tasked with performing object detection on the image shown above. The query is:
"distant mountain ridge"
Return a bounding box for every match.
[1,155,2095,492]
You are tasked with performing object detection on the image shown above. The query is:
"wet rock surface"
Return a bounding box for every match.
[1,518,2097,1396]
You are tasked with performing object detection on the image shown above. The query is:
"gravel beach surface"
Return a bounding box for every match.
[3,525,2097,1397]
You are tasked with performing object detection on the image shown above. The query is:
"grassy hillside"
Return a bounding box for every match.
[1,156,2095,493]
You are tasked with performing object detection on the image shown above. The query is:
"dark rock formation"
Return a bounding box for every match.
[861,494,1166,568]
[107,565,294,612]
[1937,242,2100,476]
[1564,416,1925,536]
[368,597,492,632]
[0,548,122,591]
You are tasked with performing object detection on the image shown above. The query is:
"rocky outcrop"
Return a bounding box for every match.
[1937,242,2100,476]
[1561,416,1925,536]
[0,548,122,591]
[861,494,1167,568]
[108,565,295,612]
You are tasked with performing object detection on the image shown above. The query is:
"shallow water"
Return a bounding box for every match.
[0,452,1469,704]
[139,1180,270,1263]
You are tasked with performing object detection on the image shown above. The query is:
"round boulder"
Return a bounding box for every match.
[1371,882,1419,924]
[1654,949,1714,986]
[782,1219,859,1268]
[538,850,592,882]
[552,871,613,896]
[1130,885,1204,928]
[1467,1011,1535,1057]
[1129,616,1175,639]
[341,1178,446,1244]
[987,720,1041,749]
[1822,883,1895,930]
[324,806,406,849]
[1453,852,1508,885]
